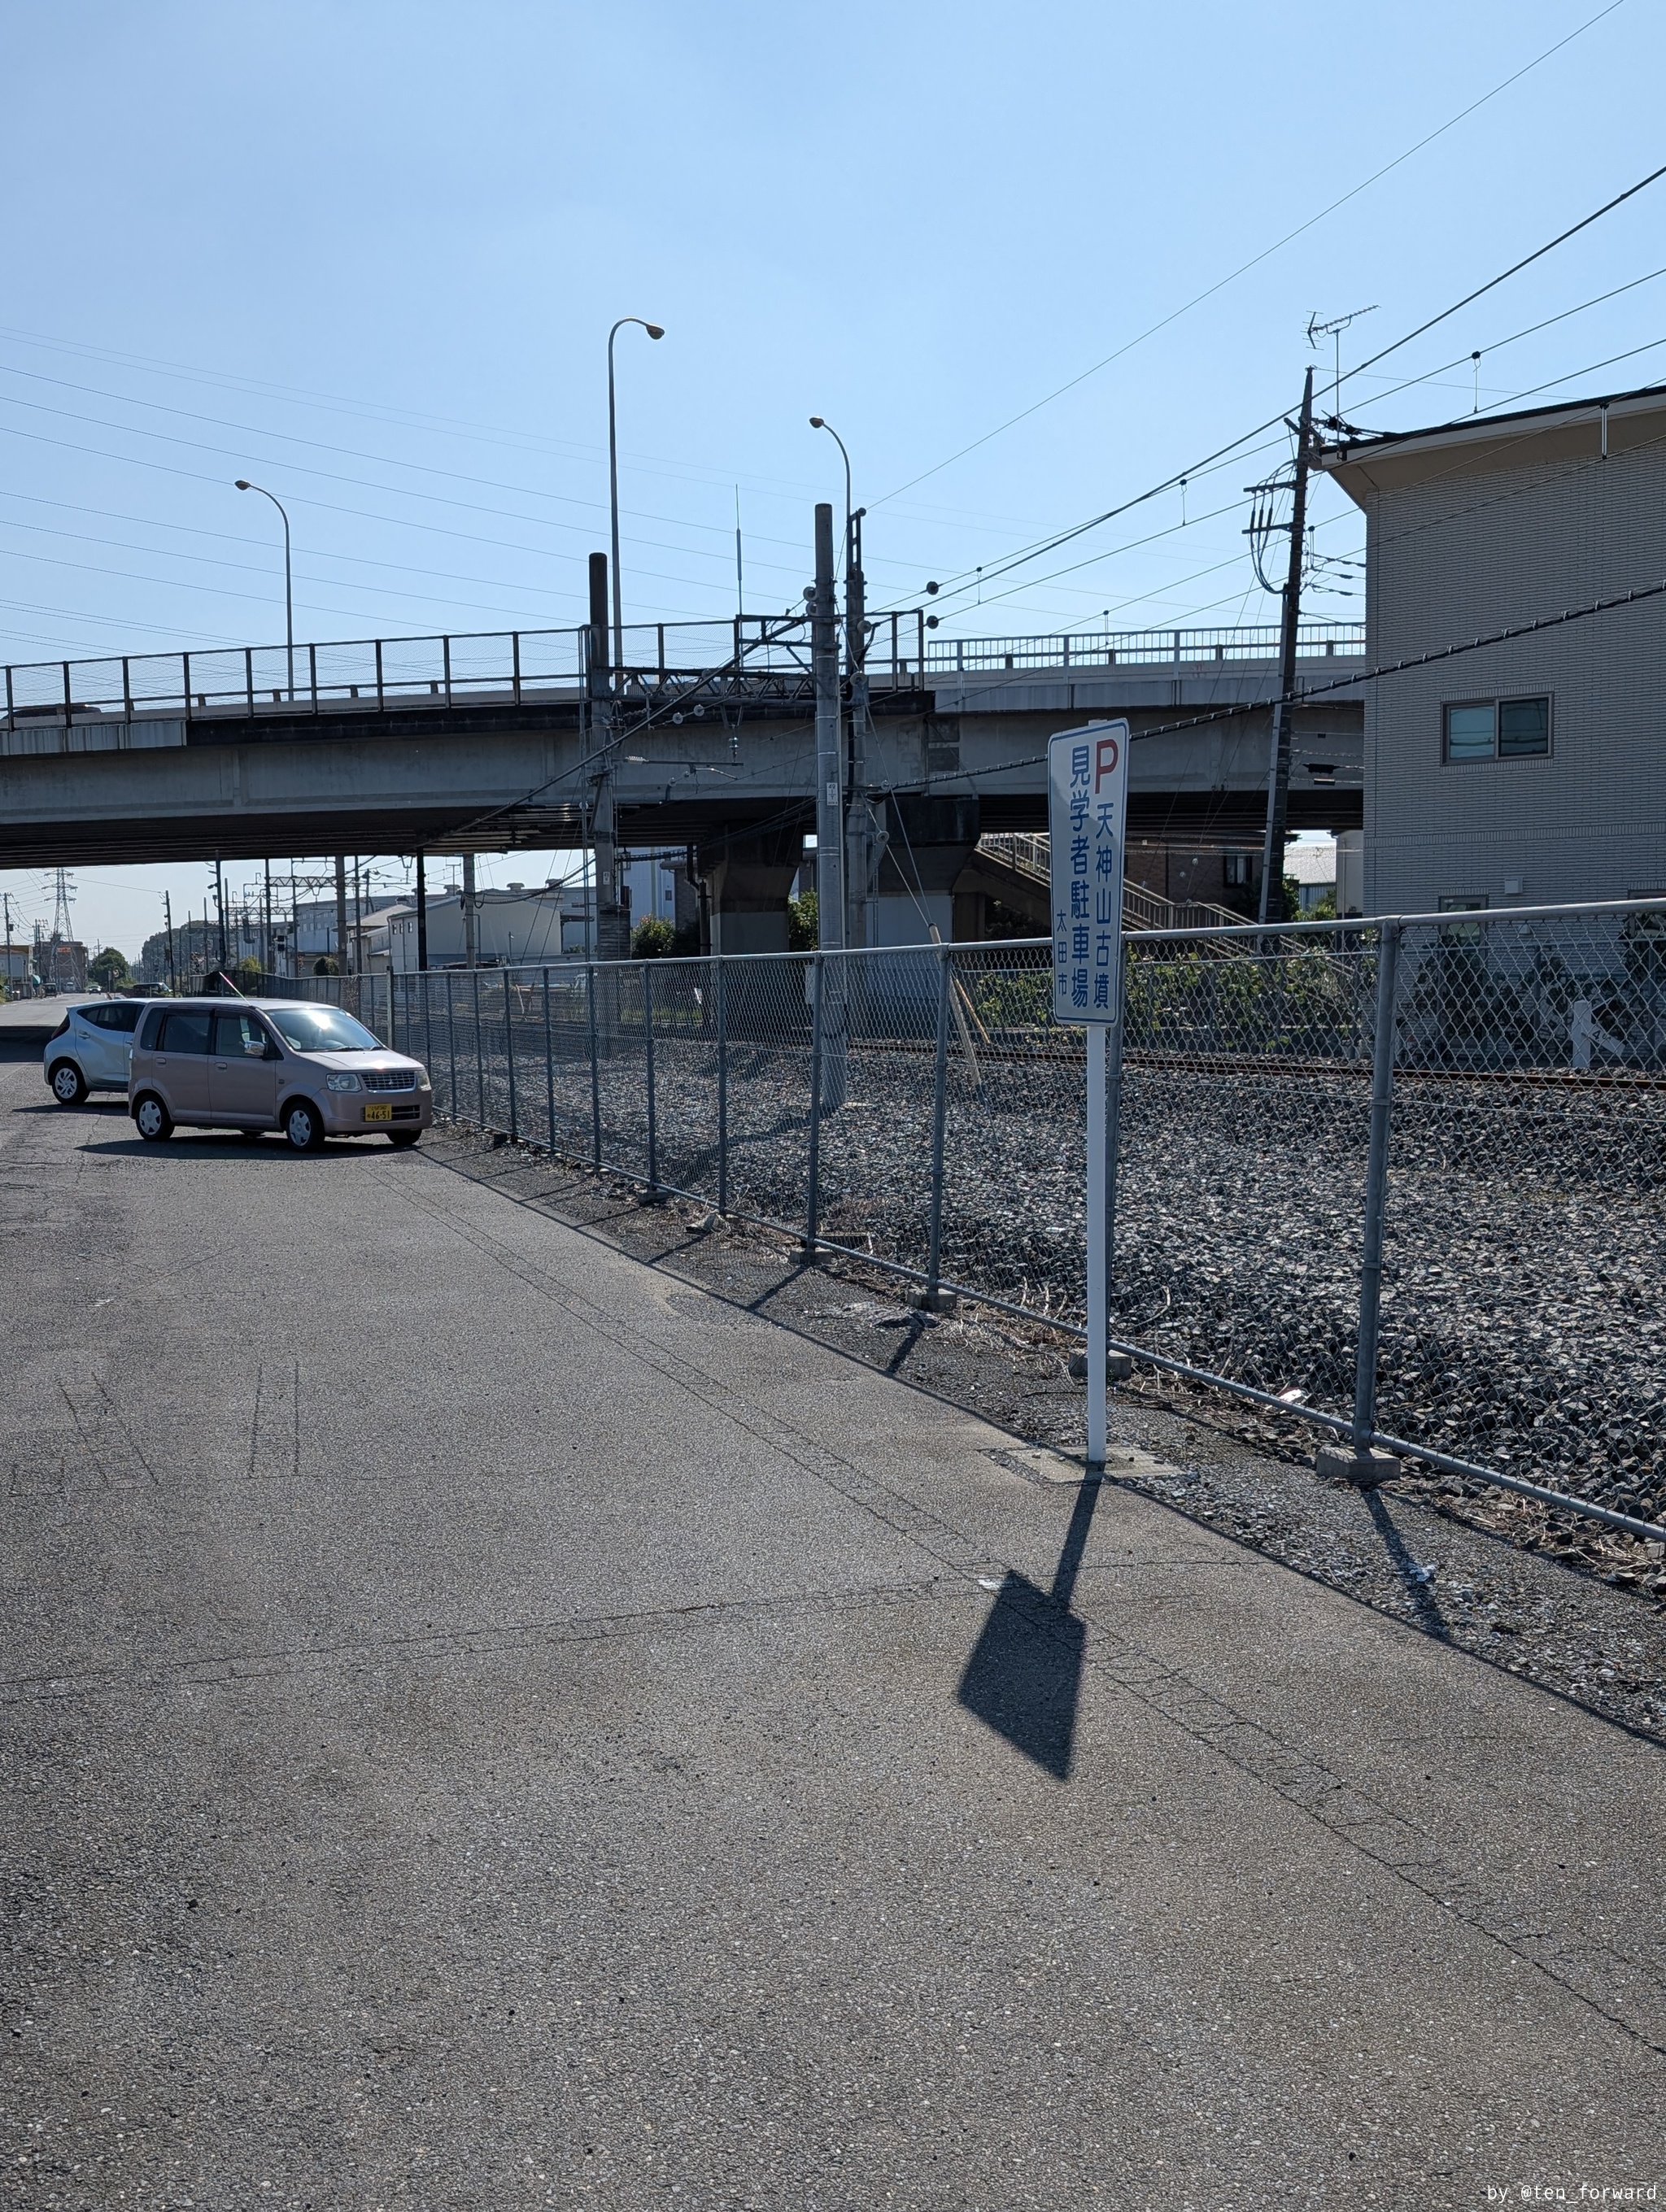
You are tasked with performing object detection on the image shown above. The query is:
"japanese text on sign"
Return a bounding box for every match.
[1048,720,1128,1025]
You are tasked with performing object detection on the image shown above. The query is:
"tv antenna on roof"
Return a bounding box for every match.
[1307,305,1379,423]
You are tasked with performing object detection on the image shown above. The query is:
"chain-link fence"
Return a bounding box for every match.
[255,898,1666,1543]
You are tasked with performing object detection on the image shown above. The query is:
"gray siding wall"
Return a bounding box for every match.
[1361,435,1666,914]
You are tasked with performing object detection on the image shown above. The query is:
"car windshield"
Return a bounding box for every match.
[267,1006,383,1053]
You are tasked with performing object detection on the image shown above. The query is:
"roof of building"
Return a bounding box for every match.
[1284,839,1337,886]
[1315,381,1666,507]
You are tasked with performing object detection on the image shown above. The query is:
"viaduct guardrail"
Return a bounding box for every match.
[2,618,1366,734]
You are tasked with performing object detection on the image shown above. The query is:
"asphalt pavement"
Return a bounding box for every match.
[2,1041,1664,2209]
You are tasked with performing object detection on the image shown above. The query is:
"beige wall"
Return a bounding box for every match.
[1351,413,1666,915]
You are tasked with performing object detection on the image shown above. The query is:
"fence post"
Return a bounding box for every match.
[543,968,555,1152]
[423,970,433,1087]
[504,969,518,1143]
[473,969,486,1126]
[1353,921,1402,1454]
[806,951,824,1251]
[925,943,953,1298]
[446,973,457,1115]
[716,956,729,1217]
[587,961,602,1169]
[643,961,658,1193]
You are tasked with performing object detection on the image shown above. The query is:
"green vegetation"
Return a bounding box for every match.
[89,947,131,991]
[787,891,818,951]
[630,916,678,959]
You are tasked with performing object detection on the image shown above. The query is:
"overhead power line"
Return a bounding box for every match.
[888,166,1666,633]
[1341,158,1666,390]
[919,568,1666,788]
[873,0,1629,505]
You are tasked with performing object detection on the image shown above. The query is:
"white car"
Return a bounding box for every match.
[43,999,146,1106]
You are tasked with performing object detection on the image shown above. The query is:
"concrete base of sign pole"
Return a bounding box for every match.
[1070,1349,1135,1383]
[910,1288,960,1315]
[1315,1444,1402,1489]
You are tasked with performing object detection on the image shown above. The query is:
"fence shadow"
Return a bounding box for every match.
[957,1474,1101,1779]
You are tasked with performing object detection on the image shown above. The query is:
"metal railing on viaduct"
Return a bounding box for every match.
[2,616,1366,734]
[270,889,1666,1551]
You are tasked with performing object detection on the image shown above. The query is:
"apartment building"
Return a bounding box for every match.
[1318,385,1666,915]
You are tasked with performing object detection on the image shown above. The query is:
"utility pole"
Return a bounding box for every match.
[812,504,846,955]
[214,856,228,971]
[461,853,478,967]
[334,855,349,977]
[812,501,847,1109]
[1258,365,1315,927]
[588,550,628,962]
[263,859,273,978]
[843,505,875,951]
[415,853,428,973]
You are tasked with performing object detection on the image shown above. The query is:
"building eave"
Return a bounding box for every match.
[1315,382,1666,507]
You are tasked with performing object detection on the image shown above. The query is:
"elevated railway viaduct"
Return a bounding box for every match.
[1,614,1363,945]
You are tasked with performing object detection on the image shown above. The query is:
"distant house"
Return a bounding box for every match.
[1318,385,1666,916]
[1284,838,1337,913]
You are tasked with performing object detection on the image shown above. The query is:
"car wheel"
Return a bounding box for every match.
[284,1099,325,1152]
[133,1094,172,1143]
[387,1130,421,1148]
[49,1060,87,1107]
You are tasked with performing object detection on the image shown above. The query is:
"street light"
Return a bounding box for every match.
[809,416,852,550]
[809,415,865,662]
[234,480,293,700]
[607,318,665,677]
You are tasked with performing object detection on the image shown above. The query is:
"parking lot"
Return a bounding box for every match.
[2,1026,1664,2208]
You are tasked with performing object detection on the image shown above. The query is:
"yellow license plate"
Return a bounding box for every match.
[363,1102,393,1122]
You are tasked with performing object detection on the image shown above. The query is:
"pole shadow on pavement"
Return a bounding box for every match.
[957,1474,1104,1780]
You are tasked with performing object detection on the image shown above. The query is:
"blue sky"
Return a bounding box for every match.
[3,0,1664,954]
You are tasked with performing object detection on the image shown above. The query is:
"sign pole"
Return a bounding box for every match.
[1085,1021,1108,1470]
[1047,717,1130,1483]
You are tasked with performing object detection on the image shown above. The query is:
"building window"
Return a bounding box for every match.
[1498,695,1550,756]
[1438,892,1488,942]
[1223,852,1254,887]
[1442,695,1551,762]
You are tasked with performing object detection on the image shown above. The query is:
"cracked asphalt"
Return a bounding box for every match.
[2,1044,1664,2208]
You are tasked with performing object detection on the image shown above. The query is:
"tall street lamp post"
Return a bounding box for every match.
[607,317,664,677]
[234,480,294,700]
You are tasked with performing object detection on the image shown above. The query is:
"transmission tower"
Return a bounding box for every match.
[51,869,75,943]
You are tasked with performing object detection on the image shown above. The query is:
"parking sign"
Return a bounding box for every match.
[1048,720,1128,1025]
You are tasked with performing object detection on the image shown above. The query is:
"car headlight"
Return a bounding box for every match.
[416,1067,431,1091]
[325,1072,362,1092]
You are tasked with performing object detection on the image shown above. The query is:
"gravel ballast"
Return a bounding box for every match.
[427,1007,1666,1532]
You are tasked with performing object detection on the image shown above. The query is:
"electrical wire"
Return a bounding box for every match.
[1340,158,1666,393]
[914,565,1666,790]
[872,0,1629,506]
